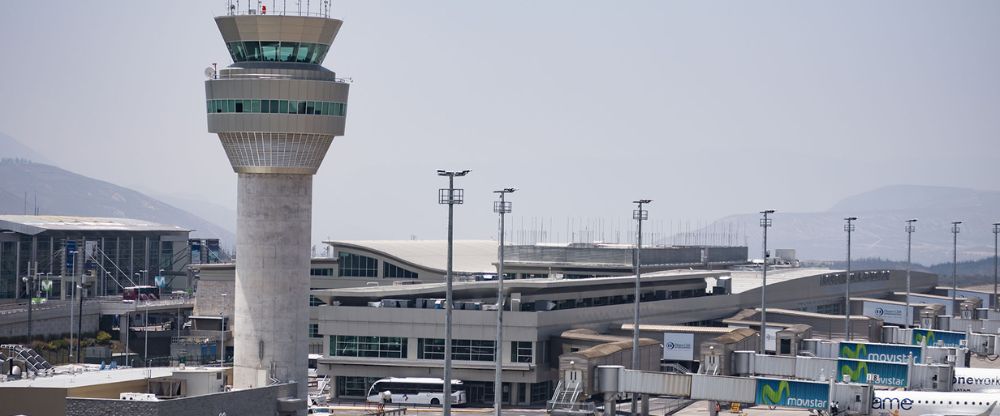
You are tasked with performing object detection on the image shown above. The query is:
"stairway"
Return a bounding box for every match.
[548,379,592,415]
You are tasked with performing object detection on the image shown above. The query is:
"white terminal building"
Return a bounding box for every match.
[190,240,948,407]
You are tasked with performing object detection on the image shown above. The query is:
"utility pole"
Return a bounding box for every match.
[759,210,774,353]
[952,221,962,308]
[631,199,651,416]
[69,249,77,360]
[993,223,999,312]
[905,219,917,327]
[437,169,469,416]
[844,217,857,340]
[493,187,515,416]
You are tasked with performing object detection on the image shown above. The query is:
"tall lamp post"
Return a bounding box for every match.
[21,264,39,343]
[951,221,962,307]
[631,199,651,416]
[492,187,515,416]
[68,249,77,360]
[759,210,774,353]
[438,169,469,416]
[905,219,917,327]
[993,223,999,312]
[843,217,857,340]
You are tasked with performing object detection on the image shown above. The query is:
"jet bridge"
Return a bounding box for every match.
[593,365,873,416]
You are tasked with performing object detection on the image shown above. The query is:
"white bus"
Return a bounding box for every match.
[366,377,466,406]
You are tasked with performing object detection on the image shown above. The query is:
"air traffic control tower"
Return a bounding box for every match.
[205,4,348,405]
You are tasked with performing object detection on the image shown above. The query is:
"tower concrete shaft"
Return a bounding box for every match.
[206,12,349,406]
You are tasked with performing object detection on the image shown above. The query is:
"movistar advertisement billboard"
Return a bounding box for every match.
[755,378,829,410]
[839,341,921,364]
[838,358,908,387]
[911,329,965,348]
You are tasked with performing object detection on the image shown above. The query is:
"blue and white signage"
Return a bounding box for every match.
[839,341,921,364]
[663,333,695,361]
[911,329,965,348]
[755,378,829,410]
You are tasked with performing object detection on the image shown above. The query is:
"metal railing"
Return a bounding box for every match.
[224,0,333,18]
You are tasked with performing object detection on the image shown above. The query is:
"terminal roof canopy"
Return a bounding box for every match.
[0,215,189,235]
[327,240,499,274]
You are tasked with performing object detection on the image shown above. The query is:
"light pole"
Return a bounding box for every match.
[438,169,469,416]
[905,219,917,327]
[631,199,650,416]
[21,263,38,343]
[759,210,774,353]
[220,292,228,364]
[844,217,857,340]
[951,221,962,307]
[68,249,77,360]
[993,223,999,312]
[77,279,87,364]
[22,272,33,343]
[493,187,515,416]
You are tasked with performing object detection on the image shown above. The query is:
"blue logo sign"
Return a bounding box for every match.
[912,329,965,348]
[65,240,77,271]
[755,378,829,410]
[839,341,921,364]
[838,359,908,387]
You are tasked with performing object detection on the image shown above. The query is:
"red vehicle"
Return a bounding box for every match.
[123,286,160,302]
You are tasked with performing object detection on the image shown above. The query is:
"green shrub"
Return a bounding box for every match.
[95,331,112,344]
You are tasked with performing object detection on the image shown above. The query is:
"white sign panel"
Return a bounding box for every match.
[863,301,907,326]
[765,326,780,353]
[663,333,695,361]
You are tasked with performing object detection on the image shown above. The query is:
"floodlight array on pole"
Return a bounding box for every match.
[952,221,962,307]
[437,169,469,416]
[492,187,515,416]
[905,219,917,327]
[759,210,774,353]
[630,199,650,416]
[843,217,857,340]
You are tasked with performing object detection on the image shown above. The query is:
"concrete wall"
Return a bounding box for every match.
[0,301,100,341]
[0,386,67,416]
[66,383,297,416]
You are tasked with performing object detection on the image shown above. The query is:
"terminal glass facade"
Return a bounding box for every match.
[418,338,495,362]
[511,341,533,363]
[330,335,407,358]
[338,253,377,277]
[383,262,417,278]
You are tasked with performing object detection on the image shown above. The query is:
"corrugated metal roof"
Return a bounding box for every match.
[621,324,735,334]
[565,339,660,359]
[313,269,726,301]
[728,268,844,294]
[0,215,189,235]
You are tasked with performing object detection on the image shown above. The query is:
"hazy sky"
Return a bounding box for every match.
[1,1,998,245]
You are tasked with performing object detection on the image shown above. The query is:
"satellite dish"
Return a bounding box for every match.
[204,66,216,79]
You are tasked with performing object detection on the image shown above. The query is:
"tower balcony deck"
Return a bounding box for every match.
[221,1,334,18]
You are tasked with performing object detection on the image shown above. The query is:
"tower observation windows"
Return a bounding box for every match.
[227,41,330,64]
[206,99,346,116]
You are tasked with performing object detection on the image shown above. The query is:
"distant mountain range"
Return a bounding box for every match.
[687,185,1000,264]
[0,133,234,245]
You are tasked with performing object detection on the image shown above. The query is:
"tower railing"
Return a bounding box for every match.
[223,0,333,18]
